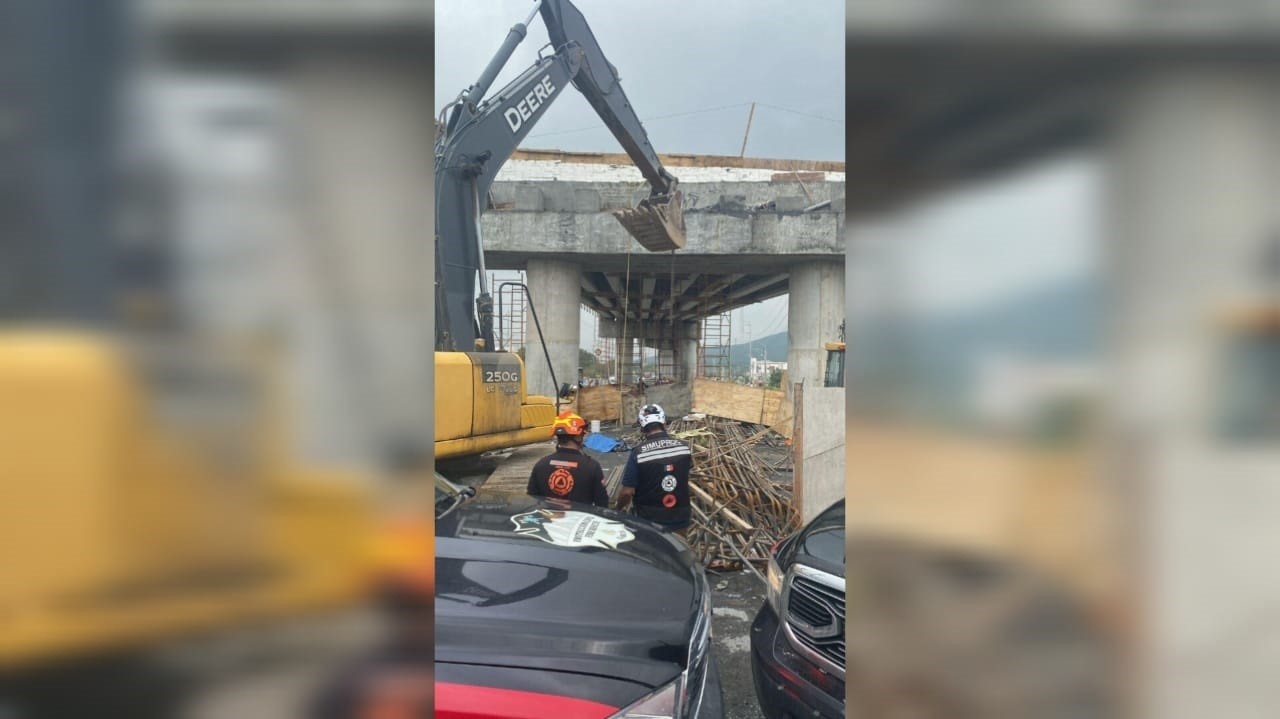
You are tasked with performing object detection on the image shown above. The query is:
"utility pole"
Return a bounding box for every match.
[738,102,756,158]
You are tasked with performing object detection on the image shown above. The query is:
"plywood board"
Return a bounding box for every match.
[843,422,1118,604]
[575,385,624,422]
[692,378,785,426]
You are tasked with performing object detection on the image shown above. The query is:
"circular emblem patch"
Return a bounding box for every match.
[660,475,678,492]
[548,467,575,496]
[662,493,677,508]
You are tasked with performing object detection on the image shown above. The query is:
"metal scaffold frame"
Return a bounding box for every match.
[491,270,527,352]
[699,309,733,381]
[587,309,615,383]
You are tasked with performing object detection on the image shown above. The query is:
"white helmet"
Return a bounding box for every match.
[638,403,666,428]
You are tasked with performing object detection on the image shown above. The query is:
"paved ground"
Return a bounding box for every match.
[708,569,768,719]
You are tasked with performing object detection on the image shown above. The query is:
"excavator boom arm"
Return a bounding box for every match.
[539,0,677,197]
[435,0,684,352]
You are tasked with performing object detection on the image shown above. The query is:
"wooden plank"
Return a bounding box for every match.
[691,378,785,426]
[575,384,648,424]
[512,148,845,173]
[690,482,755,532]
[791,382,804,518]
[770,171,826,183]
[843,421,1117,606]
[576,385,622,422]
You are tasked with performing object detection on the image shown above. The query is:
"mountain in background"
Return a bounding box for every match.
[850,273,1101,422]
[658,274,1098,387]
[728,331,788,374]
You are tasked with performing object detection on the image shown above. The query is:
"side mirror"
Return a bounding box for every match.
[559,382,574,399]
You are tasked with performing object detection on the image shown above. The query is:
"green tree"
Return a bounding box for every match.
[579,348,598,375]
[766,368,783,389]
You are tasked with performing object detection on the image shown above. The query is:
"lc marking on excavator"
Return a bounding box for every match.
[504,76,557,133]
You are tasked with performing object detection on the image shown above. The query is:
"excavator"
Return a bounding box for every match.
[0,1,381,710]
[433,0,687,461]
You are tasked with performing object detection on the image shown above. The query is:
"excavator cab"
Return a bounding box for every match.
[824,321,847,387]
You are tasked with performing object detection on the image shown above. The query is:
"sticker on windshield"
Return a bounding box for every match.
[510,509,636,549]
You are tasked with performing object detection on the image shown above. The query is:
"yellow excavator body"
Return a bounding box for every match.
[433,351,558,460]
[0,330,376,669]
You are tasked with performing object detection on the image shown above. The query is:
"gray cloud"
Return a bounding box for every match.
[438,1,843,351]
[435,0,845,161]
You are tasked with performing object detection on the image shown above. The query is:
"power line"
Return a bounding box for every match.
[524,99,841,140]
[753,102,841,125]
[763,299,788,337]
[526,102,752,139]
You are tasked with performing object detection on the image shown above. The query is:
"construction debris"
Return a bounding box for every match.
[667,416,801,575]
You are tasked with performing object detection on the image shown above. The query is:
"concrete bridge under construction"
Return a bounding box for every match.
[484,150,846,402]
[146,8,1280,711]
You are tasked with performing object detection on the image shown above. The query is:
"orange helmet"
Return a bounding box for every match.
[552,410,588,438]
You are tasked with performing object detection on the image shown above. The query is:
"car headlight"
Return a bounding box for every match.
[611,576,712,719]
[766,538,786,612]
[609,675,682,718]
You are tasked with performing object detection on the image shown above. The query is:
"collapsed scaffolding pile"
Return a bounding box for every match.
[667,416,801,574]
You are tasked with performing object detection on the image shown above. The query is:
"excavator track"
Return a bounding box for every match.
[612,191,686,251]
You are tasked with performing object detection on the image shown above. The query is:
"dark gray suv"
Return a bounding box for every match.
[751,499,845,718]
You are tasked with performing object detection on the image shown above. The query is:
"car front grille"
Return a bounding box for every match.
[784,567,845,675]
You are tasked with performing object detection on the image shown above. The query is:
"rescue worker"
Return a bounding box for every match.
[615,404,693,535]
[527,410,609,507]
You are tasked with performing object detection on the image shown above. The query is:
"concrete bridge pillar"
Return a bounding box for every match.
[524,259,580,398]
[1104,65,1280,719]
[285,53,435,473]
[618,336,638,384]
[786,261,845,404]
[678,335,699,383]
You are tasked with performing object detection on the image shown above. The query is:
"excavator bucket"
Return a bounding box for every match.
[612,191,686,252]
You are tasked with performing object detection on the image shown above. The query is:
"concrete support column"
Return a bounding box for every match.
[1104,66,1280,719]
[285,53,435,474]
[679,338,699,383]
[621,336,638,383]
[786,261,845,404]
[524,259,581,397]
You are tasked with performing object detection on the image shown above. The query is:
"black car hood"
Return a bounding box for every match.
[435,491,702,690]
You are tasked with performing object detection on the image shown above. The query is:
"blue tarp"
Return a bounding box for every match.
[583,433,621,453]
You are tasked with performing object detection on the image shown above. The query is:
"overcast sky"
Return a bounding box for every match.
[434,0,845,161]
[896,151,1099,317]
[435,1,1097,356]
[436,0,843,351]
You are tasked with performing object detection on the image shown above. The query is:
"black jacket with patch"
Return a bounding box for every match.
[527,446,608,507]
[622,431,693,529]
